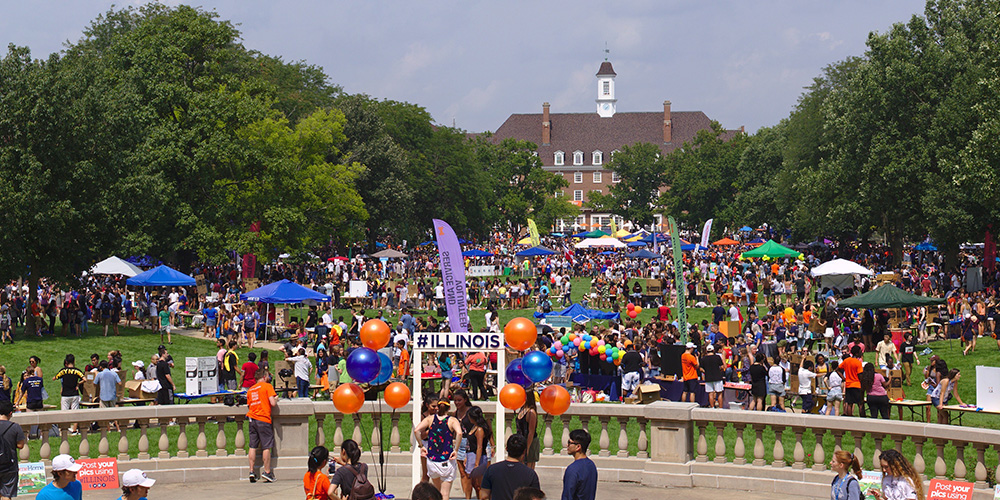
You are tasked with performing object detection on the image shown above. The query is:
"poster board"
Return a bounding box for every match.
[877,368,904,400]
[245,278,260,292]
[76,458,119,491]
[788,354,816,394]
[468,265,499,277]
[719,320,739,338]
[184,357,218,396]
[195,274,207,296]
[977,366,1000,411]
[927,479,974,500]
[860,470,883,500]
[348,280,368,298]
[17,462,45,495]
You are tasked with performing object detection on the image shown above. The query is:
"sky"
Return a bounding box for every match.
[2,1,927,134]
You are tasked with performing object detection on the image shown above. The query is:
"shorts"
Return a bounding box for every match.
[683,379,699,393]
[826,388,844,402]
[622,372,641,392]
[767,383,785,396]
[0,470,16,498]
[100,400,116,408]
[249,418,275,449]
[456,437,468,462]
[207,318,217,327]
[426,459,457,482]
[61,395,81,411]
[704,380,724,393]
[464,445,491,474]
[157,388,173,405]
[844,387,863,405]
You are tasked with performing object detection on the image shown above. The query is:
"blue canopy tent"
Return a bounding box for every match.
[240,279,330,304]
[680,243,698,251]
[598,250,617,255]
[740,226,753,232]
[626,240,648,247]
[462,249,494,257]
[915,241,938,251]
[626,249,660,259]
[534,303,620,323]
[516,246,557,257]
[126,265,196,286]
[418,241,435,246]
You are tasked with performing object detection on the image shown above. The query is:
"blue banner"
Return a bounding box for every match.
[433,219,471,333]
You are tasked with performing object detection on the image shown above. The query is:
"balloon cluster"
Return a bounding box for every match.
[626,302,642,319]
[332,319,411,414]
[499,318,569,415]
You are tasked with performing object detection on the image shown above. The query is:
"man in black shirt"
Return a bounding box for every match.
[620,343,644,398]
[156,357,174,405]
[701,344,725,409]
[480,434,539,500]
[54,354,84,433]
[712,300,726,325]
[0,399,26,500]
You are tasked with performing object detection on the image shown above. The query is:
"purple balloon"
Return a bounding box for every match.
[506,358,530,386]
[347,347,380,383]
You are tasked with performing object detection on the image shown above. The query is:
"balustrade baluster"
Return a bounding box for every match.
[893,436,903,453]
[79,427,90,458]
[772,426,785,468]
[177,420,189,458]
[695,422,708,462]
[833,431,842,453]
[118,425,130,461]
[196,418,208,458]
[853,435,864,469]
[351,415,362,447]
[733,424,746,465]
[561,417,570,455]
[953,443,966,481]
[934,440,946,477]
[598,416,610,457]
[138,421,151,460]
[617,418,629,458]
[316,415,326,448]
[216,419,229,457]
[98,423,109,457]
[973,443,987,488]
[792,429,805,469]
[158,422,170,459]
[370,417,381,453]
[714,425,727,464]
[59,425,70,456]
[912,438,925,479]
[871,434,883,467]
[812,430,826,472]
[39,432,51,461]
[234,417,246,456]
[636,417,648,459]
[334,414,344,448]
[18,427,29,461]
[752,425,765,466]
[543,415,554,456]
[390,413,400,453]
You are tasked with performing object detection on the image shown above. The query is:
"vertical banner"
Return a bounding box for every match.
[433,219,471,333]
[527,219,541,247]
[610,217,618,236]
[700,219,713,249]
[668,216,687,341]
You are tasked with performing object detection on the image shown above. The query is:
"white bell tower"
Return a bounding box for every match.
[596,51,617,118]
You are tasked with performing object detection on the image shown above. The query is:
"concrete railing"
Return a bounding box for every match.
[11,402,999,498]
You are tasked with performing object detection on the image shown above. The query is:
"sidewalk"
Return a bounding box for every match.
[80,474,813,500]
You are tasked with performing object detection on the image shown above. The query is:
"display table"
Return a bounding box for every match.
[889,399,932,421]
[940,404,999,426]
[570,373,621,402]
[174,389,246,404]
[647,376,707,406]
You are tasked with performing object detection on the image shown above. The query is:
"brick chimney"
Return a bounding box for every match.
[663,101,672,143]
[542,102,551,145]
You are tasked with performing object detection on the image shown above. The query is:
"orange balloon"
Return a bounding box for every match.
[360,319,392,350]
[504,317,537,351]
[383,382,411,409]
[333,383,365,414]
[499,383,527,410]
[539,385,571,415]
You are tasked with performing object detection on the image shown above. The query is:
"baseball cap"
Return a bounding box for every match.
[122,468,155,488]
[685,342,695,349]
[52,454,82,472]
[132,360,145,369]
[706,345,715,351]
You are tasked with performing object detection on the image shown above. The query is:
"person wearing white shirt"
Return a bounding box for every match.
[728,303,739,322]
[797,360,816,413]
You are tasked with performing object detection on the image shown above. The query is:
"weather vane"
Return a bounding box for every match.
[604,42,610,61]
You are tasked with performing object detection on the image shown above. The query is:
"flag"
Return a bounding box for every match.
[433,219,471,333]
[700,219,713,249]
[610,217,618,236]
[527,219,541,247]
[668,216,688,340]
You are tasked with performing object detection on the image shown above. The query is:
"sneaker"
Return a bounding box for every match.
[261,471,275,483]
[248,473,257,483]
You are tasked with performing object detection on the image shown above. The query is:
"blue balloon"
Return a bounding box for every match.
[521,351,553,383]
[347,347,380,383]
[506,358,530,386]
[372,352,393,384]
[562,344,570,351]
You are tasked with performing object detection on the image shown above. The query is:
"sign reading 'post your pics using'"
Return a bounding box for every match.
[927,479,974,500]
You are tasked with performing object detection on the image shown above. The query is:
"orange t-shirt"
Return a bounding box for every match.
[841,357,862,389]
[247,381,276,423]
[771,264,779,275]
[681,352,699,381]
[303,470,331,499]
[399,349,410,378]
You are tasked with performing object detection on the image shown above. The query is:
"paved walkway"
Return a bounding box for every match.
[79,475,811,500]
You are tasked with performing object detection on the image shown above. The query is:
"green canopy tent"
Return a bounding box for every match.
[739,239,803,260]
[837,284,945,309]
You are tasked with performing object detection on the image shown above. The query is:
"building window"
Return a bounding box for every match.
[573,190,583,201]
[603,81,610,96]
[611,150,618,161]
[574,172,583,184]
[593,171,602,183]
[592,151,602,165]
[554,151,564,166]
[555,190,564,197]
[573,151,583,165]
[612,171,620,183]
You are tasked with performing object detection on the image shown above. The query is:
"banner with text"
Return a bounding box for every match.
[433,219,471,333]
[700,219,713,248]
[413,331,503,351]
[668,216,687,339]
[17,462,45,495]
[527,219,541,247]
[927,479,974,500]
[77,458,120,491]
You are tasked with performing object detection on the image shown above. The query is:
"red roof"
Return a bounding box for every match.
[596,61,616,76]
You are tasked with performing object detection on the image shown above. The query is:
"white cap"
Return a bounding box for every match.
[51,454,82,472]
[706,345,715,351]
[685,342,696,349]
[122,468,155,488]
[132,360,145,369]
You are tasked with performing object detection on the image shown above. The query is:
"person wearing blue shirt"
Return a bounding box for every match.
[36,454,83,500]
[560,429,597,500]
[94,361,121,408]
[202,304,218,339]
[400,309,416,334]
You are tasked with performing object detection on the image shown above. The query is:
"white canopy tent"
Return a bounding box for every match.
[90,256,143,277]
[810,258,872,294]
[574,237,626,249]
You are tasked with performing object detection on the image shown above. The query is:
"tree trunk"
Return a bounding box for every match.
[890,230,904,267]
[25,274,39,336]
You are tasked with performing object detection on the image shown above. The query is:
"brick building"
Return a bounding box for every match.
[490,59,741,233]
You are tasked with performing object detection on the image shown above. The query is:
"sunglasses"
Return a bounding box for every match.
[567,441,579,446]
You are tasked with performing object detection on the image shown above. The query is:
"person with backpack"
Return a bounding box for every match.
[0,399,26,500]
[829,450,863,500]
[303,446,335,500]
[329,439,373,500]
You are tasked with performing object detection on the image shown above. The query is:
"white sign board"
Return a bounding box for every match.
[468,265,499,277]
[348,280,368,298]
[412,330,503,350]
[976,366,1000,411]
[185,356,219,396]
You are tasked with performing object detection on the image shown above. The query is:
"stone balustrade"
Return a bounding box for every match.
[10,401,998,499]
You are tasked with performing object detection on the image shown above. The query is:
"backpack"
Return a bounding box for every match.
[831,475,864,500]
[346,464,375,500]
[0,421,17,470]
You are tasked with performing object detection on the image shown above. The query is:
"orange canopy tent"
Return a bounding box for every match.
[713,237,740,246]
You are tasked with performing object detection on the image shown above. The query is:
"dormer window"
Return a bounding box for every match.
[554,151,564,166]
[592,151,603,165]
[573,151,583,165]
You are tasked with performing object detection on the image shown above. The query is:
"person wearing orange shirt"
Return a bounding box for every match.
[247,368,278,483]
[681,343,700,403]
[397,339,411,378]
[840,346,864,417]
[303,445,335,499]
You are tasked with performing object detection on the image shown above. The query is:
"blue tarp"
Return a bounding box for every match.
[126,265,196,286]
[598,250,617,255]
[626,241,648,247]
[534,303,620,323]
[240,279,331,304]
[418,241,435,246]
[462,249,494,257]
[516,246,557,257]
[626,249,660,259]
[740,226,753,231]
[915,242,938,251]
[680,243,698,251]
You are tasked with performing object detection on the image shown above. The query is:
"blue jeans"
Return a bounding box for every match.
[296,378,309,398]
